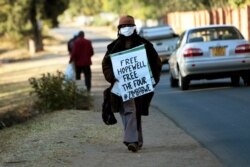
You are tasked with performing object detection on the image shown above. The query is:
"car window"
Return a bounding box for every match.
[176,31,185,48]
[187,27,243,43]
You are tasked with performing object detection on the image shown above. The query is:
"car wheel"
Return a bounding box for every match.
[231,75,240,86]
[178,72,189,90]
[170,73,178,87]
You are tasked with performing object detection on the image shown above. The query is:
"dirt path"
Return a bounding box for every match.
[0,106,222,167]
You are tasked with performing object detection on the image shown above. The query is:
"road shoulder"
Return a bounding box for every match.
[0,107,222,167]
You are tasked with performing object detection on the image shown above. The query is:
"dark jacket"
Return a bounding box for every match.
[70,37,94,66]
[102,33,162,116]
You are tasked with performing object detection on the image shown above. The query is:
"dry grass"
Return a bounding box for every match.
[0,80,36,129]
[0,82,32,112]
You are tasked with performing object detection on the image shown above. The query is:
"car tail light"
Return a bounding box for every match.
[183,48,203,57]
[235,44,250,54]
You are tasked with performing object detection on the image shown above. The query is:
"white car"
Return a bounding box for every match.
[169,24,250,90]
[139,25,179,64]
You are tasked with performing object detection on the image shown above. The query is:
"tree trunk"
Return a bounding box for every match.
[29,0,43,52]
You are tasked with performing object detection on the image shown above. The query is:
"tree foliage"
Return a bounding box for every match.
[0,0,69,40]
[228,0,250,7]
[41,0,70,27]
[65,0,248,22]
[0,0,30,38]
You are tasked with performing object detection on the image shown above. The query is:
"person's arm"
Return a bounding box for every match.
[102,51,116,84]
[69,41,76,63]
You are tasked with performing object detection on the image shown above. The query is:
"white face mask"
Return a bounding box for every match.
[119,26,136,37]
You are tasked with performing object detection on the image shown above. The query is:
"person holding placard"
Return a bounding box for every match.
[102,15,162,152]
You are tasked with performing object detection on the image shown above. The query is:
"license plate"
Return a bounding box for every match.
[211,47,225,56]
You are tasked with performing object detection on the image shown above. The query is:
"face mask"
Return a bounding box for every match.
[119,26,136,37]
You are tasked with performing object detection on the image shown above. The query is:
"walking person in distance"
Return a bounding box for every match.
[69,31,94,92]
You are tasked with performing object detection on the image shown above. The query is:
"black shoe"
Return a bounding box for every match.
[127,143,138,152]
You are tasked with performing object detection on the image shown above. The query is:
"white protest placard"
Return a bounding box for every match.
[110,45,153,101]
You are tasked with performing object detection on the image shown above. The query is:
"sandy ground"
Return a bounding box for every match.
[0,107,222,167]
[0,26,222,167]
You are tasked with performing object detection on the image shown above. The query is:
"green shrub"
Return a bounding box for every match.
[28,71,92,112]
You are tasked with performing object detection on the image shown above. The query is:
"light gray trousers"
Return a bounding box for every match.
[119,99,143,146]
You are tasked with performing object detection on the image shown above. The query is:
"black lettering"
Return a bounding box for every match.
[133,77,147,87]
[122,71,138,82]
[120,60,125,66]
[124,56,138,66]
[141,77,147,84]
[117,65,134,75]
[134,56,138,63]
[117,68,125,75]
[125,59,130,65]
[139,61,146,68]
[121,82,132,91]
[122,74,130,82]
[132,64,137,70]
[127,84,151,99]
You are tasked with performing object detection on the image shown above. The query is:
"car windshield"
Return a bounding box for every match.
[187,27,243,43]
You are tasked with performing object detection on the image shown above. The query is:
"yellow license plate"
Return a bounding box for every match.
[211,47,225,56]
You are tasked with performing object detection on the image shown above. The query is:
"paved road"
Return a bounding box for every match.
[153,68,250,167]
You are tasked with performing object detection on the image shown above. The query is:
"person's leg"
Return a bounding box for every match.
[75,66,81,80]
[136,111,143,148]
[83,66,91,92]
[119,100,138,151]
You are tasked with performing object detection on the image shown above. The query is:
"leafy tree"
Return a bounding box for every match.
[101,0,158,20]
[0,0,30,39]
[28,0,69,51]
[42,0,70,27]
[0,0,70,51]
[64,0,250,25]
[195,0,230,9]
